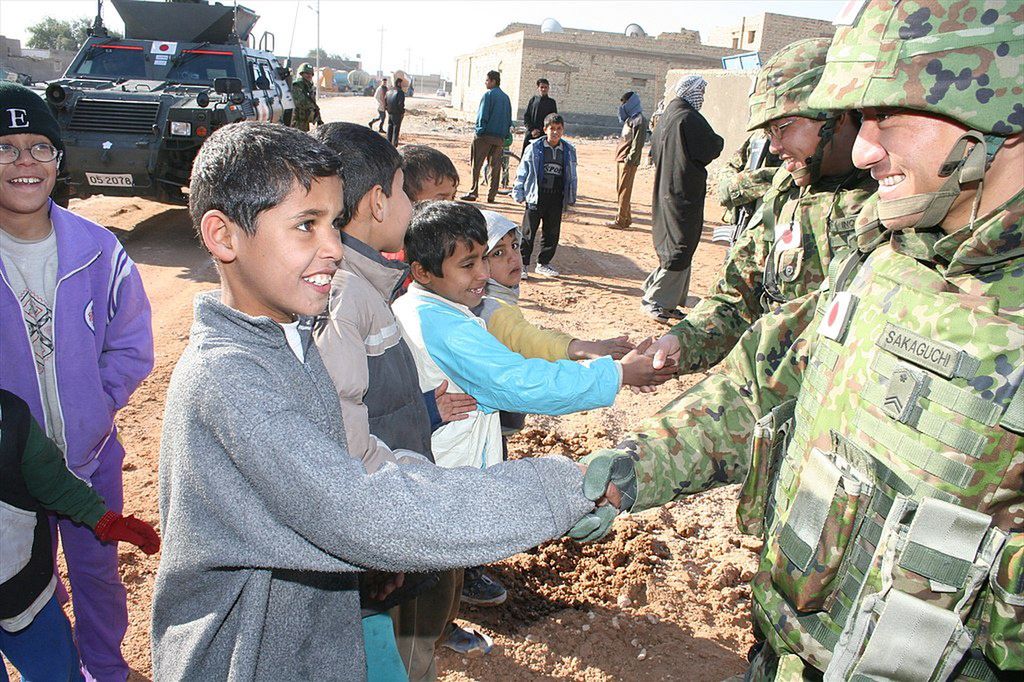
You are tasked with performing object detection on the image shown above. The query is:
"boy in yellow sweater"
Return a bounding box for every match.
[474,210,633,362]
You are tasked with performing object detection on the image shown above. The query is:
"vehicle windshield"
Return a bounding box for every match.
[166,52,237,84]
[73,45,147,79]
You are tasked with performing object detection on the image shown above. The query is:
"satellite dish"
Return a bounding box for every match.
[541,18,564,34]
[625,23,646,37]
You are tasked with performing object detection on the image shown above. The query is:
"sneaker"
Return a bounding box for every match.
[460,193,478,201]
[521,267,529,281]
[535,263,560,277]
[441,623,494,655]
[461,566,507,605]
[604,220,627,230]
[643,303,676,325]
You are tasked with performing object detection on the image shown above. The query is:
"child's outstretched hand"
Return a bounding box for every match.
[435,380,477,423]
[93,511,161,555]
[568,335,635,360]
[618,337,677,390]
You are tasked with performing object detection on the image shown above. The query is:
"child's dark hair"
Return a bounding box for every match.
[621,91,634,103]
[404,201,486,277]
[537,78,549,86]
[312,122,402,228]
[399,145,459,200]
[487,70,501,86]
[543,112,564,127]
[189,121,342,236]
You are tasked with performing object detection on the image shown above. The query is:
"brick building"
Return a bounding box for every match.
[706,12,836,61]
[451,22,741,136]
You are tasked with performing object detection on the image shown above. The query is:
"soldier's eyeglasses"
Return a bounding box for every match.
[0,143,62,165]
[766,120,796,142]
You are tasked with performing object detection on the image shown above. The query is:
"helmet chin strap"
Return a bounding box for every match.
[876,131,991,231]
[792,115,838,183]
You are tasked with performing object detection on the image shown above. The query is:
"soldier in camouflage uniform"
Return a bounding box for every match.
[655,37,877,375]
[291,62,320,132]
[572,1,1024,678]
[715,130,778,227]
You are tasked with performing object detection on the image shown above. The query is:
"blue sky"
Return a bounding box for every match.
[0,0,846,78]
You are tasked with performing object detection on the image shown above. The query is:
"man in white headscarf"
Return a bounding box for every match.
[642,75,724,323]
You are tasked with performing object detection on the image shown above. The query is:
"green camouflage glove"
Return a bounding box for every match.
[567,451,637,542]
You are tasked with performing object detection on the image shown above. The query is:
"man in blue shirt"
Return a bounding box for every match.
[461,70,511,203]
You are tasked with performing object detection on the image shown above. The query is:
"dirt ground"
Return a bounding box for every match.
[20,94,759,681]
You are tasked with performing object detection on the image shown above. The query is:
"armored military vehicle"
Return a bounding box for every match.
[45,0,293,204]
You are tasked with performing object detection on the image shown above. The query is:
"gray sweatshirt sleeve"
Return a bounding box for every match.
[195,366,593,573]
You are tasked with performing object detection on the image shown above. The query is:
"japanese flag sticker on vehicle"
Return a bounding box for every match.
[818,291,856,343]
[151,41,178,55]
[775,221,802,251]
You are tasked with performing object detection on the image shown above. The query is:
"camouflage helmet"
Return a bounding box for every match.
[746,37,833,132]
[807,0,1023,136]
[298,63,314,75]
[809,0,1023,230]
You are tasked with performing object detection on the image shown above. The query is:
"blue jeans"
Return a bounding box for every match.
[0,594,84,682]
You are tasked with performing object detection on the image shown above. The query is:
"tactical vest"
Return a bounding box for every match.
[742,236,1024,679]
[760,170,874,307]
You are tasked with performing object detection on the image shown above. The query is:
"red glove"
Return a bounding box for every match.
[93,511,161,555]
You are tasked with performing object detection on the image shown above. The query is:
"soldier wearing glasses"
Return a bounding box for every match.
[643,38,877,374]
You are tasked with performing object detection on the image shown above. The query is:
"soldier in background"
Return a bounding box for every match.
[291,63,320,132]
[648,37,876,375]
[714,130,779,245]
[572,1,1023,678]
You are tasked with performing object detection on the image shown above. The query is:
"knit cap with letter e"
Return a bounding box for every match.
[0,82,63,151]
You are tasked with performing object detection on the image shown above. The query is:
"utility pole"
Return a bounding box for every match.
[377,26,385,78]
[307,1,320,100]
[315,0,320,102]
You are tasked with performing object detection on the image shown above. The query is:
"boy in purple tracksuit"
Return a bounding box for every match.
[0,83,154,681]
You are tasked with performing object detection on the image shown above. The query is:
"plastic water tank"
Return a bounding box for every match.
[541,18,564,33]
[348,69,371,88]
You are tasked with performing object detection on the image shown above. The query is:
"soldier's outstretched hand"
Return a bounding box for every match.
[619,337,677,390]
[647,332,682,370]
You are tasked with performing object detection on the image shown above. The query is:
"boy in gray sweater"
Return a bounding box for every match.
[151,122,602,681]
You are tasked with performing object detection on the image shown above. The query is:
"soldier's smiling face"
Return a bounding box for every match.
[766,116,825,187]
[853,107,972,230]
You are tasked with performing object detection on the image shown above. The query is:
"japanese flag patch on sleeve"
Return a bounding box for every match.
[818,291,857,343]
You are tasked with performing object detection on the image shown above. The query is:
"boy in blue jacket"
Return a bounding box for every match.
[393,200,674,471]
[513,113,577,278]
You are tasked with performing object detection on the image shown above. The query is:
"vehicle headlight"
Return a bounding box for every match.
[170,121,192,136]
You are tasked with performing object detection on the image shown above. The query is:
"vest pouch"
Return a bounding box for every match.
[776,247,804,284]
[737,398,796,538]
[824,589,974,682]
[769,447,872,613]
[826,499,1006,682]
[888,498,1004,614]
[981,531,1024,669]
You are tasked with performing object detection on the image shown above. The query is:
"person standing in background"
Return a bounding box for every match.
[386,77,406,147]
[368,77,389,133]
[641,75,723,324]
[522,78,557,157]
[607,91,647,230]
[462,70,511,203]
